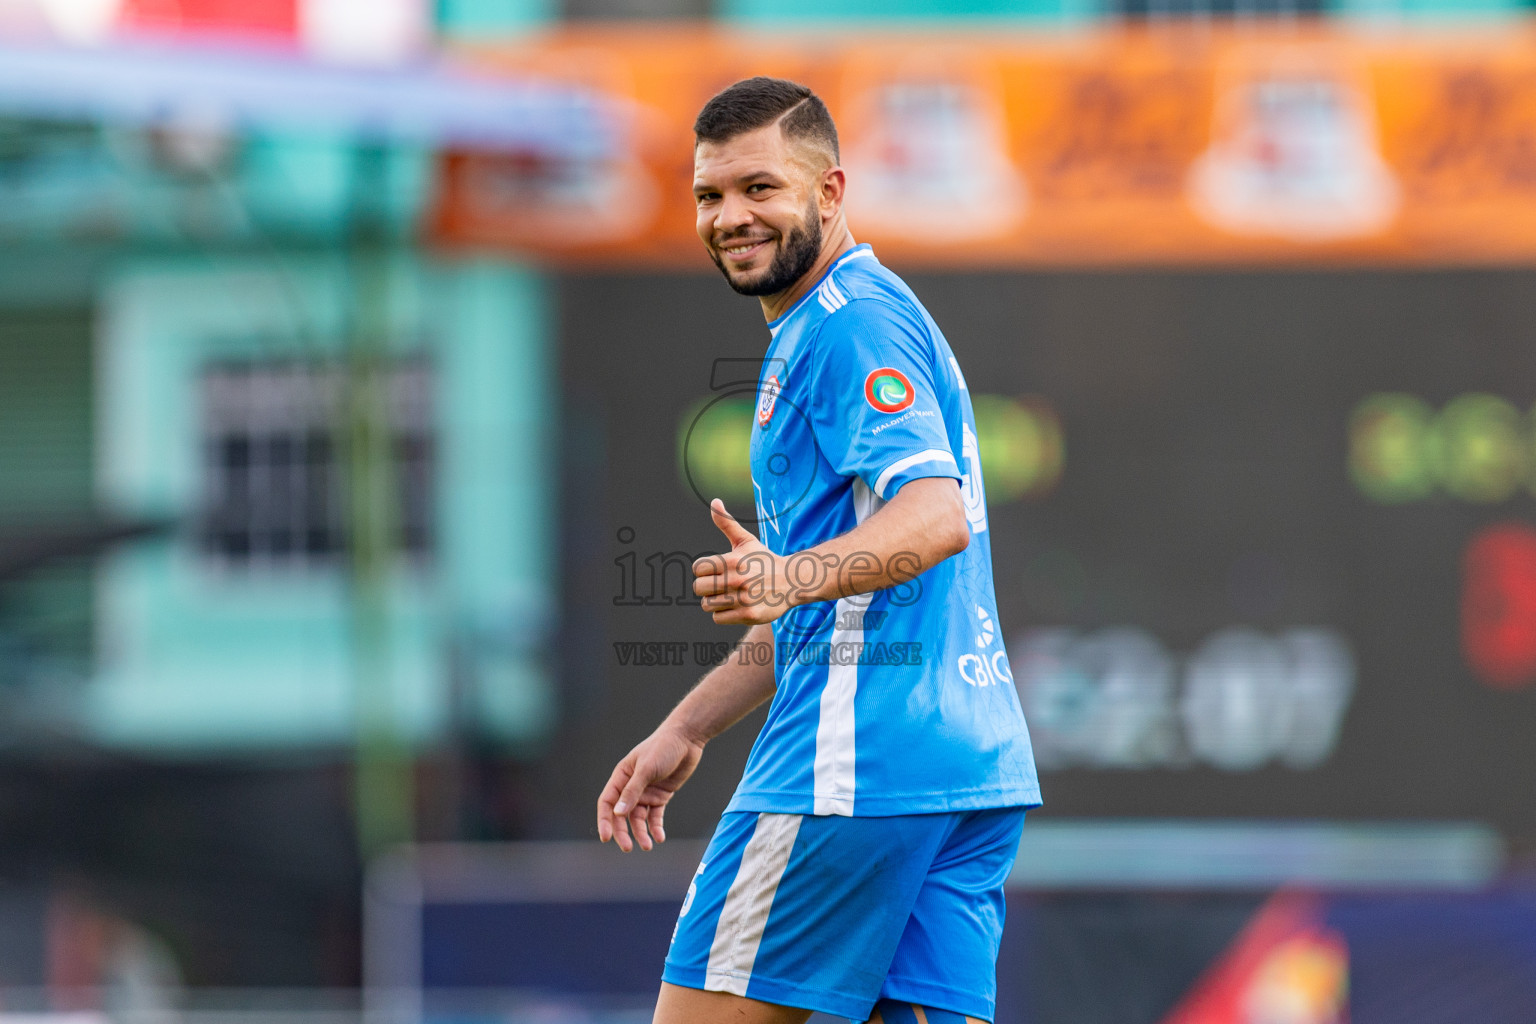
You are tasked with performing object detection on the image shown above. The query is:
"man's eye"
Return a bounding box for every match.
[696,193,719,204]
[747,184,770,194]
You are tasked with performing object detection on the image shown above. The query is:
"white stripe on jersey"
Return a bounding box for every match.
[873,448,960,500]
[824,275,847,307]
[814,596,861,817]
[769,247,871,336]
[812,479,882,815]
[852,474,885,523]
[816,276,846,313]
[705,812,802,993]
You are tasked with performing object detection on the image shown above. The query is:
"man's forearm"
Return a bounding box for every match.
[791,476,968,606]
[661,624,777,746]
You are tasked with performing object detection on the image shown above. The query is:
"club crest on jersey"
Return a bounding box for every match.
[757,374,782,426]
[864,367,915,414]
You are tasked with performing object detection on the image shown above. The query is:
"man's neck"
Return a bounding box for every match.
[760,229,857,323]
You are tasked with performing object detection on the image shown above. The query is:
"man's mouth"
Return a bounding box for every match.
[717,237,772,264]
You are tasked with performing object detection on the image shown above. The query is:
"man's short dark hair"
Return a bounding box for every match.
[694,77,839,163]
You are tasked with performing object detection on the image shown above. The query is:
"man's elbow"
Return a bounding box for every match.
[939,488,970,560]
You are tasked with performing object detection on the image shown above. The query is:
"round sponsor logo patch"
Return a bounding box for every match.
[864,367,915,414]
[757,374,781,426]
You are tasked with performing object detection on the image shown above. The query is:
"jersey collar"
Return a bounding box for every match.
[767,244,874,338]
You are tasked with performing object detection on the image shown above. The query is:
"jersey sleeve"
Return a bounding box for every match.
[809,298,962,500]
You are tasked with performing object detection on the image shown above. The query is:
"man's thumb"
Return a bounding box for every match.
[710,499,755,548]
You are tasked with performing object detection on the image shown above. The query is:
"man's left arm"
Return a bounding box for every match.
[694,478,968,625]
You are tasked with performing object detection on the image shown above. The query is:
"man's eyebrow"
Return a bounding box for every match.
[734,170,782,185]
[693,170,783,193]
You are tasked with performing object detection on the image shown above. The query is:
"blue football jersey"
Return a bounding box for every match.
[728,244,1041,817]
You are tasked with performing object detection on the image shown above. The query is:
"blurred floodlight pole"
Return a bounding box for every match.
[346,141,413,859]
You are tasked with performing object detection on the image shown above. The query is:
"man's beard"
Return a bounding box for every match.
[711,202,822,298]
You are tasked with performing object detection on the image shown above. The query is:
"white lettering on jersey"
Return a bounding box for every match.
[959,653,993,687]
[959,603,1010,687]
[949,356,968,390]
[752,479,781,538]
[960,422,988,534]
[977,604,995,647]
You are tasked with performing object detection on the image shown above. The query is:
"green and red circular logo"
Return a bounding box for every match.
[864,367,915,414]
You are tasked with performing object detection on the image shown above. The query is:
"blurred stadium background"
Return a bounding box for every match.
[0,1,1535,1023]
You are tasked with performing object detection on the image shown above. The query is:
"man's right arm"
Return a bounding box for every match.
[596,623,776,852]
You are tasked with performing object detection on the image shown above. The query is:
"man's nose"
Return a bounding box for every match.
[715,192,754,235]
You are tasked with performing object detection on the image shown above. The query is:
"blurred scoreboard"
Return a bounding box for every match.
[557,268,1536,840]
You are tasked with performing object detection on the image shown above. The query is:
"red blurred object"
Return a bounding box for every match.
[1161,892,1348,1024]
[119,0,298,42]
[1462,523,1536,691]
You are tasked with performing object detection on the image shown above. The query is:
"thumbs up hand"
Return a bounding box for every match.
[709,498,757,550]
[692,499,792,625]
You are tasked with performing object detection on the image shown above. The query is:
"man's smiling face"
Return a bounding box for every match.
[693,122,827,299]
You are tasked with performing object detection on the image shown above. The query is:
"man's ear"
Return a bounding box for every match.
[820,165,846,217]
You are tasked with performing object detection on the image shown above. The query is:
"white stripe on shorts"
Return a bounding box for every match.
[705,812,802,995]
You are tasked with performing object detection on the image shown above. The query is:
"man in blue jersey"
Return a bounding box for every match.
[596,77,1040,1024]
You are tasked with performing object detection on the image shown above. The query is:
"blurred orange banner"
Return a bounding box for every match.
[431,23,1536,268]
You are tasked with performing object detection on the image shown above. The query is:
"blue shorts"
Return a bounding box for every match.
[662,806,1027,1022]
